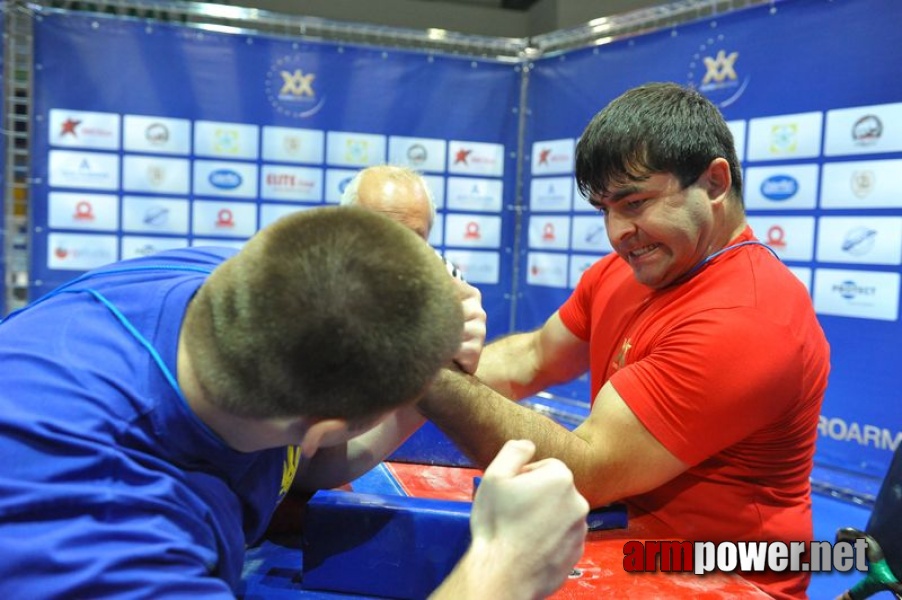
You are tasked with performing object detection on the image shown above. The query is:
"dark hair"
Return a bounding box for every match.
[184,206,463,422]
[575,82,743,203]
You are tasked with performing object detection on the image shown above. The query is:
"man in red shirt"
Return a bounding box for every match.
[418,82,830,599]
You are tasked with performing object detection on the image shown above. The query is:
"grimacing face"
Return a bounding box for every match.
[593,172,718,289]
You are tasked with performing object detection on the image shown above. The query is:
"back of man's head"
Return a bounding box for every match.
[184,206,462,422]
[341,165,435,240]
[575,81,743,204]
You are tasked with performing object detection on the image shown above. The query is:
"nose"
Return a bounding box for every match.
[605,210,635,247]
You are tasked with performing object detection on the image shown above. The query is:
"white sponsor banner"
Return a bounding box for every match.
[260,165,323,202]
[194,121,259,159]
[193,160,258,199]
[569,254,603,289]
[259,203,316,229]
[443,250,501,285]
[747,216,815,262]
[747,112,823,161]
[528,216,571,250]
[123,115,191,155]
[47,233,118,271]
[444,214,502,249]
[192,200,257,238]
[526,252,568,288]
[787,267,812,295]
[428,214,444,248]
[813,268,900,321]
[122,155,190,195]
[262,126,324,164]
[727,120,746,162]
[447,140,505,177]
[191,238,246,250]
[530,177,573,212]
[744,164,819,210]
[48,192,118,232]
[122,196,190,235]
[326,132,386,167]
[571,216,613,253]
[531,138,574,176]
[824,102,902,156]
[48,150,119,191]
[423,175,446,210]
[49,109,120,150]
[446,177,503,213]
[325,168,358,204]
[388,136,447,173]
[816,217,902,265]
[820,159,902,209]
[120,236,189,261]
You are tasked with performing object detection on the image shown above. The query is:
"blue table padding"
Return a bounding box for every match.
[302,490,472,599]
[388,421,474,467]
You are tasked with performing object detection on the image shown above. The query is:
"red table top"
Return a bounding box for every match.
[384,462,770,599]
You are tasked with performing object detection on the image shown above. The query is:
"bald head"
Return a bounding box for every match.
[341,165,435,240]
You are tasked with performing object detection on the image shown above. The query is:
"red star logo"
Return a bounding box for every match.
[539,149,551,165]
[454,149,472,165]
[60,118,81,137]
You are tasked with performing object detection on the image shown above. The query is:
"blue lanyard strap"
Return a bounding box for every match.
[677,240,780,283]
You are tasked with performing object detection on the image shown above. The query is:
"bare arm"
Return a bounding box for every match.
[430,440,588,600]
[419,369,688,508]
[293,405,425,492]
[475,311,590,399]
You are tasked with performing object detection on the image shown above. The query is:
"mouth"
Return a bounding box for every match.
[626,243,660,261]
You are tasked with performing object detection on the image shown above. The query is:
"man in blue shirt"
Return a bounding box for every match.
[0,206,587,599]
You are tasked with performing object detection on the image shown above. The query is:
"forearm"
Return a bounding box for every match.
[296,406,426,491]
[419,369,586,472]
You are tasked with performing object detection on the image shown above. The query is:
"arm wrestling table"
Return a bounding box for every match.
[240,454,768,599]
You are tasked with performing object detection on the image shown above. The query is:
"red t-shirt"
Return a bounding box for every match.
[559,226,830,599]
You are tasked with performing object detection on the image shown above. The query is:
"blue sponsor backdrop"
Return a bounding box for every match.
[25,0,902,491]
[30,12,520,340]
[522,0,902,486]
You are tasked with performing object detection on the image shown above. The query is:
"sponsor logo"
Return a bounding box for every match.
[146,165,166,187]
[832,280,876,300]
[283,135,302,155]
[345,140,369,164]
[265,172,316,192]
[60,118,81,138]
[143,206,170,226]
[850,170,875,198]
[770,124,798,154]
[852,115,882,146]
[213,129,240,155]
[765,225,787,249]
[463,222,482,240]
[145,123,170,146]
[454,148,472,165]
[265,55,326,119]
[209,169,242,190]
[841,227,877,256]
[819,415,902,451]
[407,144,428,166]
[215,208,235,229]
[687,41,749,108]
[760,175,799,201]
[73,201,95,222]
[338,176,354,194]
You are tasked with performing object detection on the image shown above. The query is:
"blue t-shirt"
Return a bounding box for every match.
[0,248,292,598]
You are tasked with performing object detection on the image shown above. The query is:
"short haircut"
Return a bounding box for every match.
[184,206,463,422]
[340,165,437,228]
[575,82,743,204]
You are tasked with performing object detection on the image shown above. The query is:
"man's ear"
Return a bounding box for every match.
[702,157,732,202]
[299,417,349,458]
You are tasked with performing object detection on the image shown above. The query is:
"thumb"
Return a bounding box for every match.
[482,439,536,480]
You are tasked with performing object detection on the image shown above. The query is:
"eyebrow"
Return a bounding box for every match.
[593,183,645,208]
